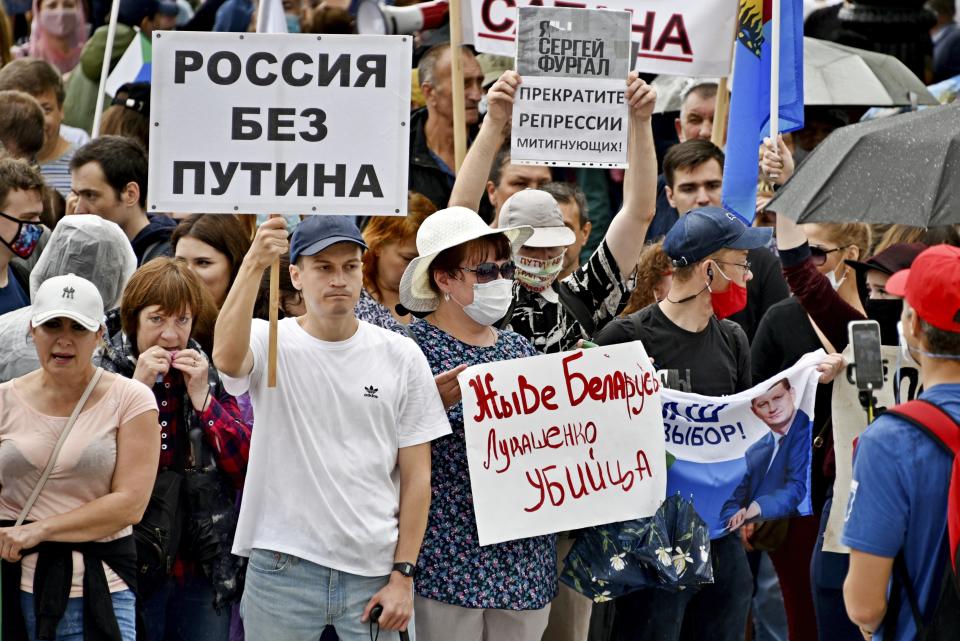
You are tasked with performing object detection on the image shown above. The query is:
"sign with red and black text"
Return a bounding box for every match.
[459,342,666,546]
[463,0,737,77]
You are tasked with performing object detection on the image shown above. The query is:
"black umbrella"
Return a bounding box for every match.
[766,103,960,226]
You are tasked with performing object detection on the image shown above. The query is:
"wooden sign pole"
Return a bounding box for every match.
[711,77,730,147]
[268,215,280,388]
[449,0,467,171]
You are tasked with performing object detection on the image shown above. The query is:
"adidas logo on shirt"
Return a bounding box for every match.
[364,385,379,399]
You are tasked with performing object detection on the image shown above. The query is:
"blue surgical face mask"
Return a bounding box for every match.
[285,13,301,32]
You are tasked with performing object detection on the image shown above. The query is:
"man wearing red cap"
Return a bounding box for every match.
[842,245,960,641]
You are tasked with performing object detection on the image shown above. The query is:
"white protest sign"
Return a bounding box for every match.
[511,7,630,168]
[458,342,667,546]
[822,345,921,553]
[148,32,411,216]
[464,0,736,77]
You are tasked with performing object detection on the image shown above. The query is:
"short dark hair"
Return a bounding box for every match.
[71,135,148,209]
[541,181,589,228]
[0,157,45,210]
[0,58,65,105]
[489,143,512,186]
[920,319,960,357]
[255,253,300,320]
[0,90,45,159]
[301,4,355,33]
[663,140,725,189]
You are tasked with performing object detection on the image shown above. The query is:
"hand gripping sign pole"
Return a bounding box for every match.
[92,0,122,138]
[449,0,467,171]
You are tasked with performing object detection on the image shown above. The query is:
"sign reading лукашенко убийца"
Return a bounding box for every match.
[147,32,411,216]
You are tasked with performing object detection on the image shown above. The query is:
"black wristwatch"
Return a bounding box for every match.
[392,562,417,578]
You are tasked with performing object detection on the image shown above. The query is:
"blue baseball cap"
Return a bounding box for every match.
[289,216,367,264]
[663,207,772,267]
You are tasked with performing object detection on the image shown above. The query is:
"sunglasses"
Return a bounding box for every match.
[809,244,850,267]
[458,261,516,283]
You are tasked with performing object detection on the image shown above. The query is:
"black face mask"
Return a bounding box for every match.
[865,298,903,345]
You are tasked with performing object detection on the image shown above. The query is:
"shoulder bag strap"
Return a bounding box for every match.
[15,367,104,526]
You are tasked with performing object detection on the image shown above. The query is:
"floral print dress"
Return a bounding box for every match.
[409,319,558,610]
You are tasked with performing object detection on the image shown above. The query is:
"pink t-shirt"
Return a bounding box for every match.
[0,373,158,596]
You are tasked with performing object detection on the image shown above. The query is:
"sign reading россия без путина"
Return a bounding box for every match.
[147,32,411,216]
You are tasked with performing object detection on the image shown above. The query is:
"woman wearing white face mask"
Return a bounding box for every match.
[13,0,88,74]
[399,207,560,641]
[762,135,872,352]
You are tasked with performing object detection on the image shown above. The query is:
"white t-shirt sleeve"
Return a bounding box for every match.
[396,344,451,448]
[221,319,270,397]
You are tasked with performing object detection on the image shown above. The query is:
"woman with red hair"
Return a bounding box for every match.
[356,192,436,332]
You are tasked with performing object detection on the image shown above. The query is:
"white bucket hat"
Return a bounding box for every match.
[399,207,533,313]
[497,189,576,248]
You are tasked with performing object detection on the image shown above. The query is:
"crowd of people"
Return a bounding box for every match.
[0,1,959,641]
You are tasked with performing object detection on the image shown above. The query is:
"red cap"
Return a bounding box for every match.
[886,244,960,332]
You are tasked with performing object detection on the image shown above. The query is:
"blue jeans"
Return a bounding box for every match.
[241,548,403,641]
[613,533,753,641]
[141,570,231,641]
[20,589,136,641]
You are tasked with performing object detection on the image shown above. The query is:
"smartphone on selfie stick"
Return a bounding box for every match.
[849,320,884,422]
[369,604,410,641]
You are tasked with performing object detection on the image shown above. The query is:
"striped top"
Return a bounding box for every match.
[41,144,78,198]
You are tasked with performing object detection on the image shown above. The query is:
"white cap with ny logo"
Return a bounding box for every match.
[30,273,105,332]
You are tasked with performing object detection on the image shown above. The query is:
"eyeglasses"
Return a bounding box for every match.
[809,245,849,267]
[715,260,752,276]
[457,261,516,283]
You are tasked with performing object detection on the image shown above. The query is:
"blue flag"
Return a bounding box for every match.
[721,0,804,224]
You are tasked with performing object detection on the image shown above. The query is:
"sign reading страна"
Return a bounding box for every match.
[147,32,411,216]
[458,342,667,546]
[464,0,737,77]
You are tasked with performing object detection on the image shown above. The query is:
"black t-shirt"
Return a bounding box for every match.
[594,303,752,396]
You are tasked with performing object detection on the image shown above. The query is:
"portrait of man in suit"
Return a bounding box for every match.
[721,378,811,531]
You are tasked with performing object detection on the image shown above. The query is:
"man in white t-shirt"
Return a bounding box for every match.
[213,215,451,640]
